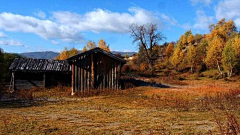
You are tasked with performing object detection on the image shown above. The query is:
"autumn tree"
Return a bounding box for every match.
[115,53,122,58]
[205,36,225,75]
[232,35,240,60]
[68,48,78,57]
[170,31,193,71]
[205,19,238,76]
[86,41,96,50]
[222,39,237,77]
[208,19,237,42]
[98,39,110,52]
[222,35,240,77]
[195,38,208,71]
[82,46,88,52]
[135,45,148,70]
[232,35,240,72]
[187,45,197,73]
[55,47,79,60]
[130,23,164,75]
[0,48,3,81]
[165,42,174,60]
[170,46,184,71]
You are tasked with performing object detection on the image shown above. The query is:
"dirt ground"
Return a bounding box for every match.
[0,79,239,134]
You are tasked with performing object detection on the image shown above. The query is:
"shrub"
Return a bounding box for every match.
[202,69,220,78]
[122,65,135,73]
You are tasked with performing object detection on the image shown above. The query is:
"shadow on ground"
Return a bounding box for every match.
[121,77,170,89]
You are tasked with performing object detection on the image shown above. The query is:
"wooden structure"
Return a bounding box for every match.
[67,47,126,95]
[9,58,71,91]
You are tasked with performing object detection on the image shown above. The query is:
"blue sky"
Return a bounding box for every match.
[0,0,239,53]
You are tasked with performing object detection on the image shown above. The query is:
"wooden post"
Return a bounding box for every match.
[78,66,80,91]
[119,64,123,90]
[71,63,75,95]
[12,72,15,91]
[81,66,84,93]
[112,60,114,89]
[75,65,78,92]
[115,61,117,90]
[91,53,95,89]
[43,73,46,88]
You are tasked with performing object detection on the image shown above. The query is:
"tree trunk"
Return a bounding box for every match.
[190,65,193,73]
[217,60,223,77]
[149,60,154,76]
[228,64,233,78]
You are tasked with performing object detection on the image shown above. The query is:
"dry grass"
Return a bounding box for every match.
[0,80,239,134]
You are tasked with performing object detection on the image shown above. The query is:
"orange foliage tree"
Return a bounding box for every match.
[98,39,110,52]
[55,47,79,60]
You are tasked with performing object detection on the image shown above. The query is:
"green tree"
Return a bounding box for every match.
[2,52,22,81]
[222,39,237,77]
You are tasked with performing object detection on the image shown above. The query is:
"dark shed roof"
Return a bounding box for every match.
[9,58,71,72]
[67,47,127,63]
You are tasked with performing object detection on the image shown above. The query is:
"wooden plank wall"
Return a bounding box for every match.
[72,52,122,94]
[15,80,44,90]
[14,72,44,90]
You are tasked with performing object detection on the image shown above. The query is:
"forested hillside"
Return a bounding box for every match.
[129,19,240,79]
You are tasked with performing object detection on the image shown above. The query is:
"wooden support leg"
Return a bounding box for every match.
[71,63,75,95]
[43,73,46,88]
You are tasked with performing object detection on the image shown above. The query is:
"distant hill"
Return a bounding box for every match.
[20,50,136,59]
[111,51,136,57]
[20,51,59,59]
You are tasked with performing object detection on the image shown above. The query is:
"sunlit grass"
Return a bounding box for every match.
[0,80,239,134]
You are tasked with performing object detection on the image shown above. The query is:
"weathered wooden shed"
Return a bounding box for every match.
[67,47,126,95]
[9,58,71,91]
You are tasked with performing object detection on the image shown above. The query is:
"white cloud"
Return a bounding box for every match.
[0,12,84,43]
[52,7,161,33]
[215,0,240,28]
[34,10,46,19]
[0,39,24,46]
[181,23,192,30]
[51,40,60,45]
[193,9,214,31]
[190,0,212,5]
[0,31,6,37]
[160,14,178,26]
[0,7,162,44]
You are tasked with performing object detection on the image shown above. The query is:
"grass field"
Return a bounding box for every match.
[0,79,240,134]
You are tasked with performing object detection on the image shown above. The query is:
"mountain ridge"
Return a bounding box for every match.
[20,50,136,59]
